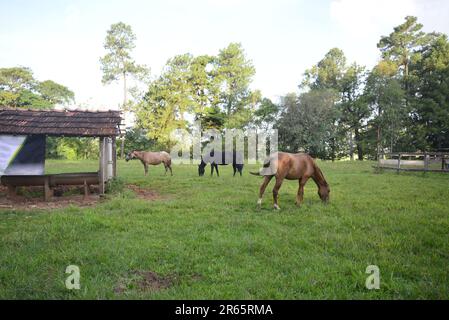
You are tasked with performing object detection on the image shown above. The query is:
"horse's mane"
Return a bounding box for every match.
[312,161,328,187]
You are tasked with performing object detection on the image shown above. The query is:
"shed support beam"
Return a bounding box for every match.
[99,137,106,195]
[112,136,117,178]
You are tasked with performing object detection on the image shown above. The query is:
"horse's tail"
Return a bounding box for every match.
[250,156,274,177]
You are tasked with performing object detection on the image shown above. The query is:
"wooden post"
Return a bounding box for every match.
[424,152,429,172]
[377,152,382,171]
[99,137,105,195]
[112,136,117,178]
[83,179,88,200]
[397,154,401,173]
[7,184,16,199]
[44,176,52,201]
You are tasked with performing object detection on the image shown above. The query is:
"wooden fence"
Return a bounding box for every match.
[376,152,449,173]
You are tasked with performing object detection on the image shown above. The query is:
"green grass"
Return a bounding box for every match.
[0,159,448,299]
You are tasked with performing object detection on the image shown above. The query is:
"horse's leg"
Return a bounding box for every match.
[144,163,148,176]
[296,176,309,207]
[239,166,243,177]
[258,175,273,207]
[272,176,284,210]
[215,164,219,177]
[210,163,214,176]
[169,164,173,176]
[233,165,237,177]
[164,164,168,176]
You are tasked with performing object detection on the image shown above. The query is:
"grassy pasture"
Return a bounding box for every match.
[0,159,448,299]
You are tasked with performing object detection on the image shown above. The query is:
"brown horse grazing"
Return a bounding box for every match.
[126,150,173,176]
[250,152,329,210]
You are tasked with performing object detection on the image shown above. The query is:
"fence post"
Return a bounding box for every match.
[424,152,429,172]
[397,154,401,173]
[377,152,381,171]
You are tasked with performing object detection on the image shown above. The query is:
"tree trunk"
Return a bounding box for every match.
[377,125,382,161]
[348,131,354,161]
[354,127,363,161]
[120,72,127,159]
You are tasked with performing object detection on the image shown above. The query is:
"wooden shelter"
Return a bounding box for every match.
[0,108,123,199]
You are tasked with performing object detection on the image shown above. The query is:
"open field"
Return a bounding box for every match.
[0,159,448,299]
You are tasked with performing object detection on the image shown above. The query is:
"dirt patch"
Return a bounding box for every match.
[0,185,101,211]
[127,184,162,201]
[114,270,175,294]
[0,184,163,211]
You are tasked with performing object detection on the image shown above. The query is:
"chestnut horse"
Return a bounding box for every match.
[250,152,329,209]
[126,150,173,176]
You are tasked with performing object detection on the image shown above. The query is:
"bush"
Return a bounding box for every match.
[106,177,126,194]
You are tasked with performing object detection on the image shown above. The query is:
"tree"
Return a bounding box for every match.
[216,43,256,129]
[339,63,368,160]
[37,80,74,105]
[377,16,438,96]
[302,48,368,159]
[410,35,449,150]
[364,61,405,156]
[123,128,158,154]
[0,67,74,109]
[253,97,279,132]
[302,48,346,90]
[276,90,340,159]
[134,55,193,147]
[134,43,259,147]
[100,22,148,158]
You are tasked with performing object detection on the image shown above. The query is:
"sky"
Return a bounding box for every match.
[1,0,449,112]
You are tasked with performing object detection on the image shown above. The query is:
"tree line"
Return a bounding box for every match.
[282,16,449,160]
[1,16,448,160]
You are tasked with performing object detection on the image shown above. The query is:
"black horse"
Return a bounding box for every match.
[198,150,244,177]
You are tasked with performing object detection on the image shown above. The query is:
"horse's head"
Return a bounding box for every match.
[125,151,137,162]
[198,161,206,176]
[318,184,330,203]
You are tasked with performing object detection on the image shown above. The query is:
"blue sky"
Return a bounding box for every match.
[1,0,448,110]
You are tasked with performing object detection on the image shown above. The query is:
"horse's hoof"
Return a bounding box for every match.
[273,204,281,210]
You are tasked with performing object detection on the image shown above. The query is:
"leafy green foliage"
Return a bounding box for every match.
[133,43,260,147]
[409,35,449,150]
[292,16,449,159]
[46,137,99,160]
[301,49,367,160]
[37,80,75,105]
[123,128,159,153]
[0,67,74,109]
[276,90,340,159]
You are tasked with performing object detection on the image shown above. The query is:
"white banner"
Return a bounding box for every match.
[0,135,45,176]
[0,135,26,176]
